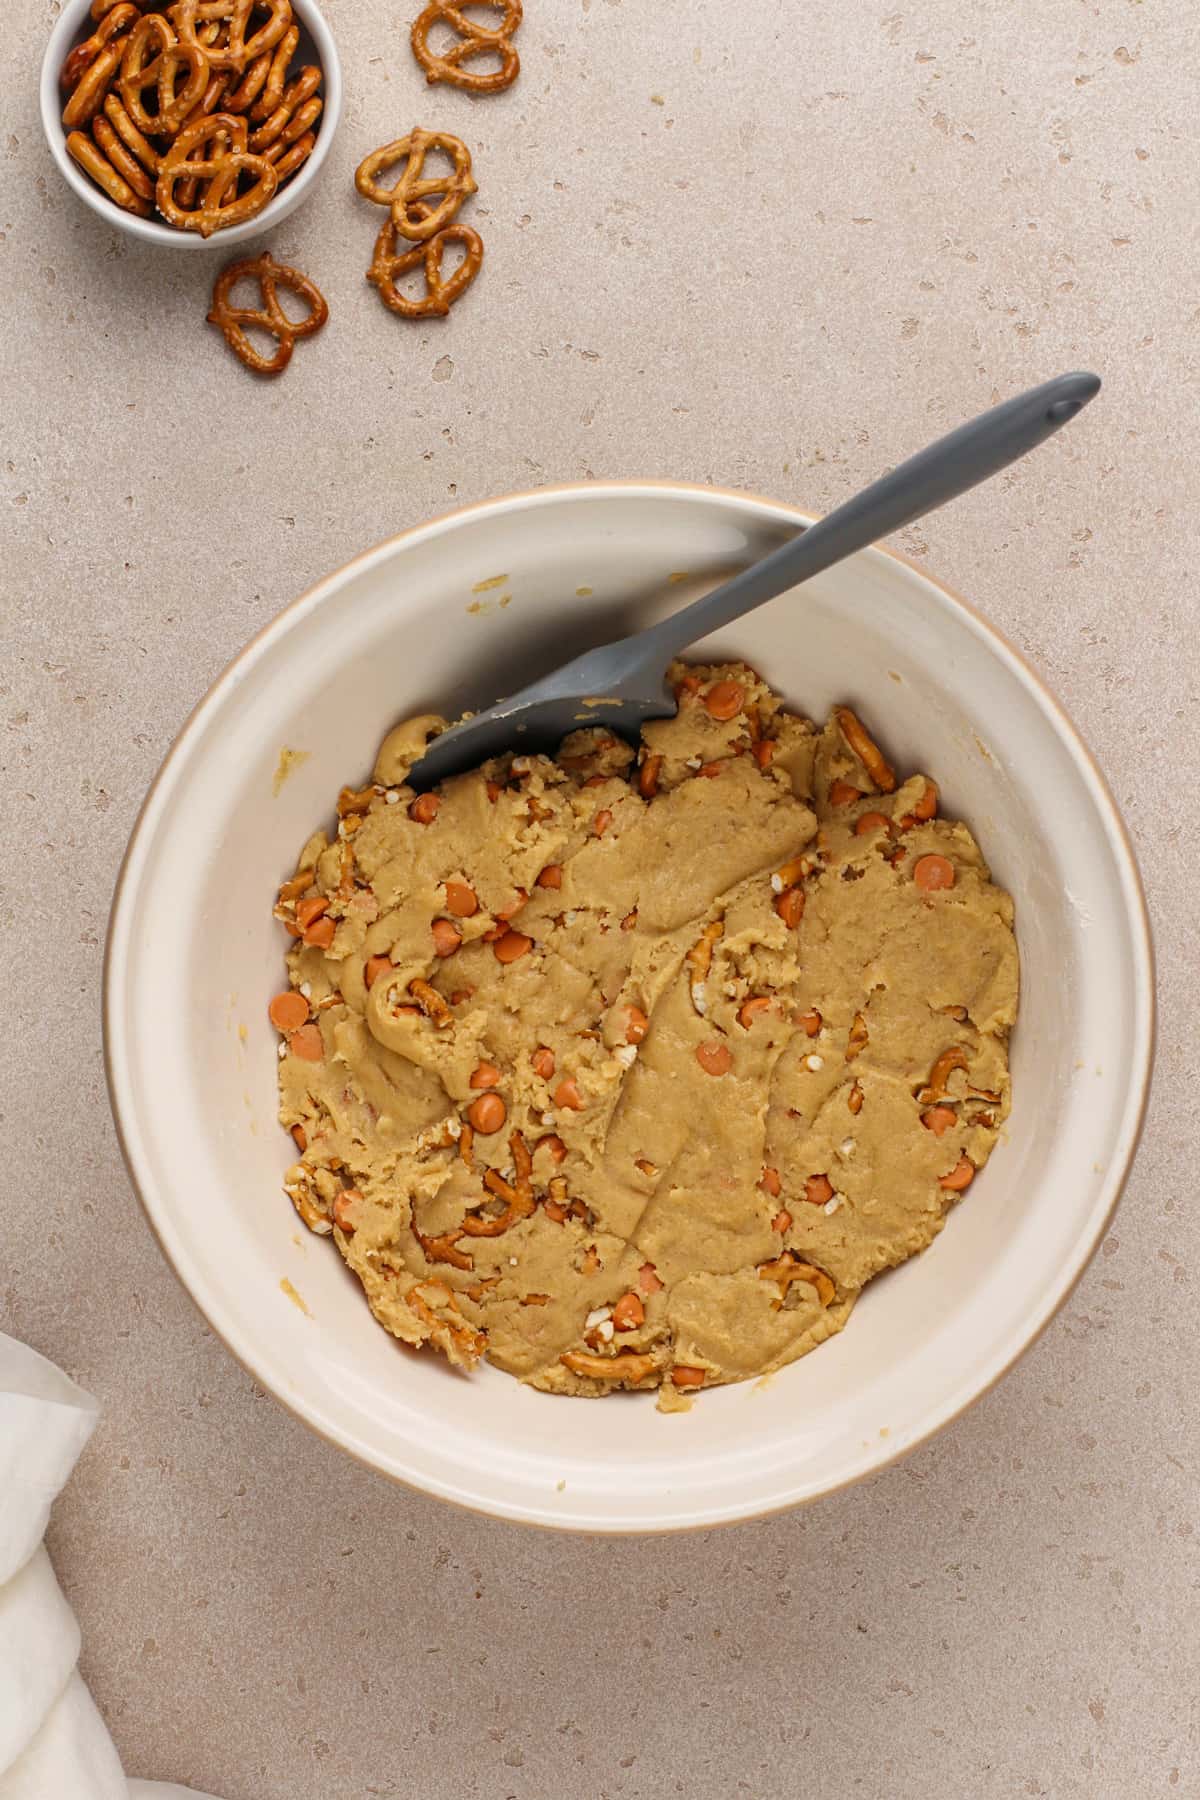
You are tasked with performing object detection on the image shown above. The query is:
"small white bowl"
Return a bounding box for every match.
[41,0,341,250]
[105,484,1154,1533]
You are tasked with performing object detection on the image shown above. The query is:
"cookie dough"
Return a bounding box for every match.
[271,664,1018,1408]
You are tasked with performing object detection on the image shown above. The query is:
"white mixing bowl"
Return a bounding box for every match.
[104,484,1154,1532]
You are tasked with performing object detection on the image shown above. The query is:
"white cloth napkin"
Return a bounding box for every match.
[0,1332,223,1800]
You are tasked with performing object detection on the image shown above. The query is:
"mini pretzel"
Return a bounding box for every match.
[173,73,231,206]
[102,90,160,172]
[62,39,130,128]
[415,1226,473,1271]
[410,0,522,95]
[262,129,314,179]
[158,112,278,234]
[355,128,477,241]
[207,250,328,375]
[462,1133,535,1237]
[559,1350,658,1385]
[170,0,293,72]
[366,215,483,318]
[249,22,298,117]
[92,114,155,198]
[163,116,221,216]
[915,1045,969,1105]
[65,128,151,215]
[61,3,139,90]
[248,65,321,151]
[225,44,272,111]
[120,15,209,136]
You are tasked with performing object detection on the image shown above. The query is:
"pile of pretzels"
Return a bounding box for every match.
[59,0,323,236]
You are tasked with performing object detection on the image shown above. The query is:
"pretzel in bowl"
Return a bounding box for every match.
[92,113,156,199]
[66,127,151,215]
[247,64,321,152]
[58,0,322,234]
[366,215,483,317]
[410,0,522,95]
[62,39,130,128]
[102,89,161,171]
[229,22,296,115]
[120,14,209,135]
[61,3,140,91]
[354,128,477,241]
[207,250,328,374]
[157,111,277,234]
[169,0,293,72]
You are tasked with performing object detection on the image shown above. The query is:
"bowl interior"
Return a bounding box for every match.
[106,486,1152,1531]
[41,0,340,249]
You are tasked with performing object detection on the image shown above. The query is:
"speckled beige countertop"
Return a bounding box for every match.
[3,1,1196,1795]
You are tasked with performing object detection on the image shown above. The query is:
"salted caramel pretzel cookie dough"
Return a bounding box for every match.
[270,665,1018,1409]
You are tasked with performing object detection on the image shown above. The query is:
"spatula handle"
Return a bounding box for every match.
[643,371,1100,661]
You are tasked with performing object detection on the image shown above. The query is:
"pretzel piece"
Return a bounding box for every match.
[65,128,151,215]
[173,71,231,205]
[207,250,328,375]
[834,705,897,793]
[355,128,477,241]
[410,0,522,94]
[157,111,277,233]
[366,215,483,318]
[248,65,321,151]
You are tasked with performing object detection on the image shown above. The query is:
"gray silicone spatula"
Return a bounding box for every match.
[409,371,1100,788]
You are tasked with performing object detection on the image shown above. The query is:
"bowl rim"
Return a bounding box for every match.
[103,479,1156,1533]
[40,0,342,250]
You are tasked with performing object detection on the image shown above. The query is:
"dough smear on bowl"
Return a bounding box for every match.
[271,663,1018,1409]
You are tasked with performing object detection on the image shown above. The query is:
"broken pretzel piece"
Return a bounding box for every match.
[758,1253,835,1308]
[66,128,151,215]
[834,705,896,794]
[560,1350,658,1385]
[461,1131,535,1236]
[686,918,723,1016]
[407,1278,486,1363]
